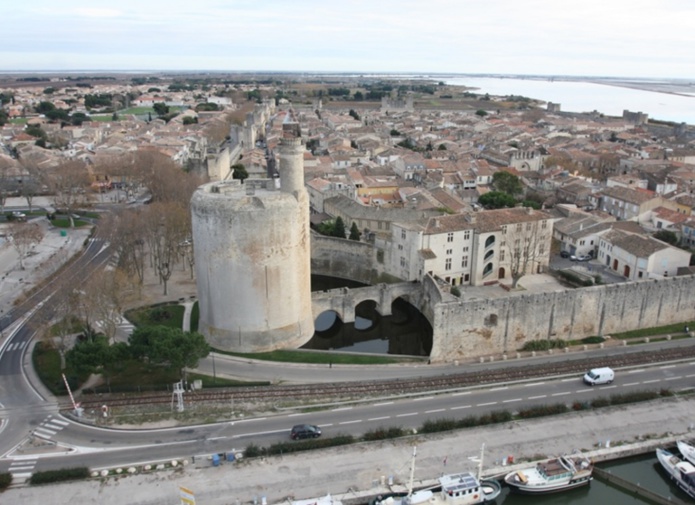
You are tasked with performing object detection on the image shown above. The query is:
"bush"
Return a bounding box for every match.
[0,472,11,490]
[609,390,659,405]
[263,435,354,457]
[29,467,90,485]
[590,397,611,408]
[520,339,567,352]
[362,427,407,441]
[450,286,461,297]
[518,403,568,419]
[572,401,590,411]
[581,336,605,344]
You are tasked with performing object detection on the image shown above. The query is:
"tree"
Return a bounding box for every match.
[349,109,360,121]
[71,112,89,126]
[128,326,209,378]
[475,109,488,117]
[478,191,517,209]
[333,216,346,238]
[44,160,90,227]
[153,102,169,117]
[65,336,130,385]
[353,91,364,101]
[654,230,678,245]
[35,101,56,114]
[438,144,447,150]
[492,171,523,196]
[9,222,44,270]
[232,163,248,181]
[349,222,361,241]
[501,216,551,288]
[182,116,198,125]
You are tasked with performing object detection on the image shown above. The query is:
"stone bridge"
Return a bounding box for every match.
[311,282,423,324]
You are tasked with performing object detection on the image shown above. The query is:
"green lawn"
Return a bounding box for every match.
[125,303,185,330]
[51,218,91,228]
[118,106,155,115]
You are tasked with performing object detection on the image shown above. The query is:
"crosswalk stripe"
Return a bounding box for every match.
[44,422,63,430]
[50,419,69,426]
[10,465,35,471]
[34,428,56,438]
[10,472,33,478]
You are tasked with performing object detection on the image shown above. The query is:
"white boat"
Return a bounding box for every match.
[504,454,593,494]
[374,445,501,505]
[656,447,695,500]
[677,439,695,466]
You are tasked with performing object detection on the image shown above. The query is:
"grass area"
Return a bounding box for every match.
[118,106,155,115]
[125,303,185,330]
[88,115,115,122]
[608,321,695,340]
[215,348,424,365]
[9,118,28,124]
[33,342,89,395]
[51,218,91,228]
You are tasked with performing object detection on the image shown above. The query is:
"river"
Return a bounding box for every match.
[443,76,695,125]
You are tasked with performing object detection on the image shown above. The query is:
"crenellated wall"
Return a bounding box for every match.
[428,275,695,362]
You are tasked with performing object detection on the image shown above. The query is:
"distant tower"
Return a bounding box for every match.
[190,113,314,353]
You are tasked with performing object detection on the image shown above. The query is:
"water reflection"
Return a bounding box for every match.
[305,275,432,356]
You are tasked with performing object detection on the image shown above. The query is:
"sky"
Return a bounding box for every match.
[3,0,695,79]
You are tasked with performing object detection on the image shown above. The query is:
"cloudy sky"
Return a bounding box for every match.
[3,0,694,78]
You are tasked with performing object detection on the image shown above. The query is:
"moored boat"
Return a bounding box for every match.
[677,439,695,466]
[291,495,342,505]
[504,454,593,494]
[656,447,695,500]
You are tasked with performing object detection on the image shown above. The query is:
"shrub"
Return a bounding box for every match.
[0,472,11,490]
[572,401,590,411]
[450,286,461,298]
[29,467,90,485]
[243,443,262,458]
[609,390,659,405]
[520,339,567,352]
[590,397,611,408]
[581,336,605,344]
[264,435,354,456]
[518,403,568,419]
[362,427,407,441]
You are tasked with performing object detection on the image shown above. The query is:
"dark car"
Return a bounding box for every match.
[290,424,321,440]
[560,250,570,258]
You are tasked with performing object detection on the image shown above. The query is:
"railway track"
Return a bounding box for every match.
[69,345,695,411]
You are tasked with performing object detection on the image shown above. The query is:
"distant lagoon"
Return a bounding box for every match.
[444,77,695,125]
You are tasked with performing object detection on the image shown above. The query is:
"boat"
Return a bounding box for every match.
[374,445,501,505]
[656,447,695,500]
[677,439,695,466]
[504,454,593,494]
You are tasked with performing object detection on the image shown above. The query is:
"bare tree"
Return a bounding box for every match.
[99,210,147,288]
[9,221,44,270]
[43,160,90,227]
[500,212,552,288]
[81,267,135,343]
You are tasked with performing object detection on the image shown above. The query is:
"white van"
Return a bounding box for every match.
[583,367,615,386]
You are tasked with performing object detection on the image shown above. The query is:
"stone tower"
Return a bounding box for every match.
[190,114,314,353]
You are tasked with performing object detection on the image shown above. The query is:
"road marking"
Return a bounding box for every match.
[233,417,266,423]
[560,378,577,382]
[551,392,571,397]
[231,429,292,438]
[477,402,497,407]
[665,376,682,381]
[452,392,471,396]
[339,420,362,425]
[35,427,57,436]
[332,407,353,412]
[288,413,304,417]
[599,385,617,390]
[503,398,522,403]
[374,402,394,406]
[686,374,695,378]
[396,413,418,418]
[425,409,446,414]
[9,465,35,471]
[368,416,391,421]
[490,387,508,392]
[413,397,434,401]
[660,365,676,369]
[50,419,69,426]
[622,382,640,387]
[450,405,471,410]
[643,379,660,384]
[575,389,593,393]
[44,423,64,431]
[528,395,547,399]
[18,341,26,349]
[207,436,227,441]
[628,369,645,374]
[10,472,32,478]
[525,382,545,387]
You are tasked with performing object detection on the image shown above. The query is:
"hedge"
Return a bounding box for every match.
[29,467,90,485]
[0,472,11,491]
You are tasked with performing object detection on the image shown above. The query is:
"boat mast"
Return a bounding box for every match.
[407,446,417,496]
[477,443,485,481]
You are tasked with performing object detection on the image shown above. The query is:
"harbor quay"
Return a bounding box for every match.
[4,396,694,505]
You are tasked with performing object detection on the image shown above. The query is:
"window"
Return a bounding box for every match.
[501,226,507,234]
[541,220,548,229]
[539,244,545,254]
[400,257,406,267]
[516,223,522,232]
[447,232,454,243]
[446,249,452,255]
[526,223,532,231]
[485,235,495,248]
[445,258,452,270]
[398,244,403,250]
[401,230,406,239]
[580,240,585,246]
[462,246,469,252]
[515,238,521,247]
[464,230,471,240]
[500,250,505,261]
[461,256,468,268]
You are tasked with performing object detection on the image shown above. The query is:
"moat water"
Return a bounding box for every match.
[302,275,432,356]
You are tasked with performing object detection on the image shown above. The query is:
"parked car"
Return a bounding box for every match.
[560,250,570,258]
[290,424,321,440]
[570,254,591,262]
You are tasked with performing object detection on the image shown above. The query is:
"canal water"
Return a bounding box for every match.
[491,451,686,504]
[302,275,432,356]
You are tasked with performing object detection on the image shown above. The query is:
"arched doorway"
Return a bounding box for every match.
[498,267,506,279]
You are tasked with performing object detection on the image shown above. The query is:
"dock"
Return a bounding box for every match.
[593,467,689,505]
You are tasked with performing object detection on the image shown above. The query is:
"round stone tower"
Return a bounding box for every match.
[190,121,313,353]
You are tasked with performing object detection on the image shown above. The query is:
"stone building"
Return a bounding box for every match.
[190,115,313,353]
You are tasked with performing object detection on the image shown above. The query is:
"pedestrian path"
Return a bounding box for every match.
[3,340,27,353]
[8,457,37,483]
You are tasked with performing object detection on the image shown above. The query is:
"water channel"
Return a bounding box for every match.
[302,275,432,356]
